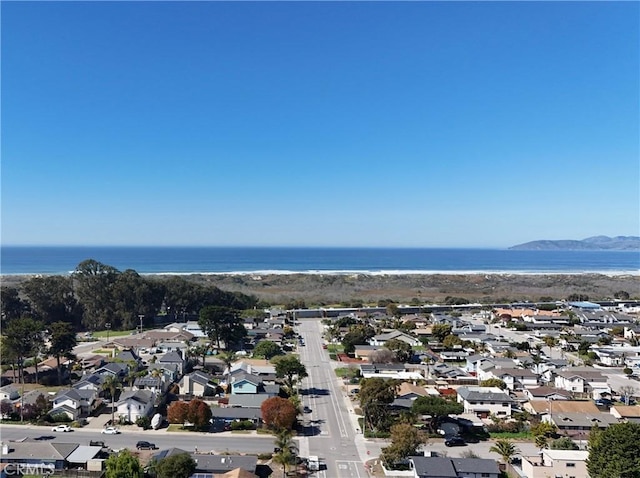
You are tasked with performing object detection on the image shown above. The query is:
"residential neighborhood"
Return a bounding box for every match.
[2,297,640,478]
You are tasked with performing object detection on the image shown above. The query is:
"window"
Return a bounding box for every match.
[566,463,576,467]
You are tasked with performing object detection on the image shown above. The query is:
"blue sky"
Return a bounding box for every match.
[2,1,638,248]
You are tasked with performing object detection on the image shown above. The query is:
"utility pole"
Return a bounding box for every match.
[138,315,144,334]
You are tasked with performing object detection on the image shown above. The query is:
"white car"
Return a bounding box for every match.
[101,426,120,435]
[52,424,71,432]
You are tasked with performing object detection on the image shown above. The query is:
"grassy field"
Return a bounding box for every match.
[92,329,137,338]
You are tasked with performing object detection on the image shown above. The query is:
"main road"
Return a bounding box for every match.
[0,424,275,455]
[296,319,370,478]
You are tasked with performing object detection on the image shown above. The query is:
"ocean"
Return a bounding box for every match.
[1,246,639,275]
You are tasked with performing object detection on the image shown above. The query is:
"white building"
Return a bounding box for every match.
[521,450,589,478]
[456,386,514,418]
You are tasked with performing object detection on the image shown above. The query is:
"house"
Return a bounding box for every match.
[396,382,432,400]
[610,405,640,423]
[230,373,278,396]
[51,388,99,420]
[523,386,571,402]
[180,371,218,397]
[359,363,423,380]
[73,373,105,393]
[114,349,141,365]
[152,448,258,477]
[409,456,500,478]
[147,363,181,383]
[133,376,166,395]
[369,330,420,347]
[94,362,128,380]
[525,399,599,417]
[116,389,155,423]
[544,411,619,438]
[491,368,539,391]
[554,369,611,399]
[157,351,186,376]
[154,341,190,355]
[191,454,258,476]
[0,441,79,472]
[521,450,589,478]
[210,407,262,425]
[0,385,19,402]
[228,394,271,409]
[456,386,514,418]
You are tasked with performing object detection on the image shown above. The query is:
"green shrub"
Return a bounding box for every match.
[48,413,72,423]
[136,416,151,429]
[258,453,273,460]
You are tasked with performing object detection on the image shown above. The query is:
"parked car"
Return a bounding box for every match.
[136,441,157,450]
[595,398,613,407]
[101,426,120,435]
[52,425,72,432]
[444,436,466,447]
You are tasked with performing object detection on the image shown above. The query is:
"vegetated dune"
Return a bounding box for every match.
[171,273,639,306]
[3,273,637,307]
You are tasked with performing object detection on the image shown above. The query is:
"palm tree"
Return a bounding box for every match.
[489,438,520,464]
[218,351,236,391]
[273,430,298,478]
[102,375,122,424]
[535,434,548,451]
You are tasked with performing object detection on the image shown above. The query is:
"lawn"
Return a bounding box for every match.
[92,329,137,339]
[334,367,360,379]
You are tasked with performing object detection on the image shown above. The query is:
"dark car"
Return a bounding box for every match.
[136,441,157,450]
[445,436,466,447]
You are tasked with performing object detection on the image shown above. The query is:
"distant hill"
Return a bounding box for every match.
[509,236,640,251]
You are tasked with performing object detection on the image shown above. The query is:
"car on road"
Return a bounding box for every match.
[303,406,312,414]
[444,436,466,447]
[101,426,120,435]
[52,425,72,432]
[136,441,157,450]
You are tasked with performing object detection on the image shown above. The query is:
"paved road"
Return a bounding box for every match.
[296,320,369,478]
[0,424,276,455]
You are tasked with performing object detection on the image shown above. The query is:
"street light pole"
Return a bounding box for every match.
[138,315,144,334]
[106,323,111,343]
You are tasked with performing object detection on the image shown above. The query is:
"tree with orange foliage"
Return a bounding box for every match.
[187,399,212,429]
[167,401,189,425]
[260,397,298,432]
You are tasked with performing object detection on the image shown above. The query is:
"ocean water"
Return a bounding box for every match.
[0,246,639,275]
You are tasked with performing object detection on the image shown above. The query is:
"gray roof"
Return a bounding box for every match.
[410,457,457,478]
[66,445,103,464]
[117,389,154,406]
[191,454,257,474]
[185,371,214,385]
[228,394,271,409]
[96,362,128,375]
[210,408,261,420]
[457,387,513,403]
[159,351,184,363]
[1,442,78,460]
[411,456,500,478]
[451,458,500,475]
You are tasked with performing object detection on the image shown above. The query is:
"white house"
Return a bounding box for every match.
[51,388,99,420]
[456,386,514,418]
[521,450,589,478]
[369,331,420,347]
[0,385,19,401]
[554,369,611,399]
[491,368,539,391]
[116,390,155,423]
